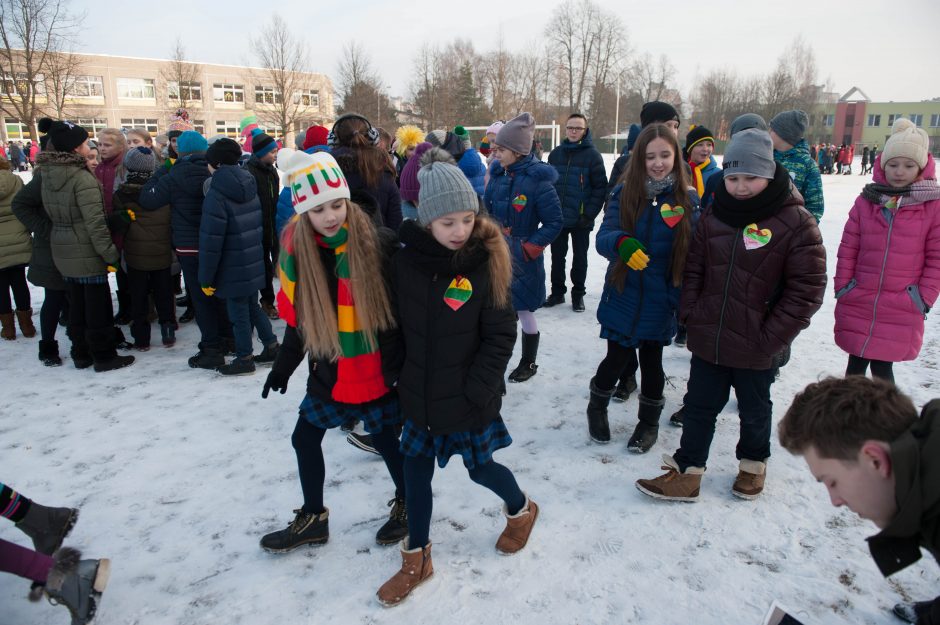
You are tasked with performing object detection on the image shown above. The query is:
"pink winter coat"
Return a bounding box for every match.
[834,155,940,361]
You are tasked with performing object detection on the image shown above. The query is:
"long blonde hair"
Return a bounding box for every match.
[453,215,512,310]
[291,199,396,360]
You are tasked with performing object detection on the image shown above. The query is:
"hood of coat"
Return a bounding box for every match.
[209,164,257,203]
[0,169,22,199]
[173,153,212,196]
[398,219,490,277]
[490,153,559,184]
[559,128,596,151]
[35,151,90,192]
[873,152,937,185]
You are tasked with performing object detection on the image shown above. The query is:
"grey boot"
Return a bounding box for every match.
[45,547,111,625]
[627,395,665,453]
[15,503,79,555]
[587,377,613,443]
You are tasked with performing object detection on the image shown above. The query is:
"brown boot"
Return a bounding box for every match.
[496,495,539,554]
[15,309,36,338]
[635,454,704,502]
[0,312,15,339]
[377,541,433,607]
[732,459,766,500]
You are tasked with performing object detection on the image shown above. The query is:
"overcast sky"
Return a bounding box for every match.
[71,0,940,107]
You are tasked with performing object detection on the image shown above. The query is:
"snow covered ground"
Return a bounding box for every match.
[3,160,939,625]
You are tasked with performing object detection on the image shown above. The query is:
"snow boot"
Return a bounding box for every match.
[44,547,111,625]
[70,346,93,370]
[612,373,637,403]
[16,503,79,555]
[0,312,15,339]
[375,496,409,546]
[571,294,585,312]
[15,309,36,337]
[635,454,704,502]
[93,354,135,373]
[543,293,564,307]
[732,459,767,500]
[39,340,63,367]
[893,601,935,624]
[253,342,280,365]
[261,300,279,320]
[508,332,539,382]
[217,356,256,376]
[377,542,434,607]
[179,305,195,323]
[627,395,664,454]
[669,406,685,427]
[188,346,224,369]
[160,322,176,347]
[346,431,379,456]
[260,507,329,553]
[586,377,613,443]
[496,495,539,554]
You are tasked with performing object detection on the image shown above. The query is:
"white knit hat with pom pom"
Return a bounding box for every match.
[882,118,929,169]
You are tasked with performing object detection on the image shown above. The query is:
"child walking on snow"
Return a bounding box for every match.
[834,118,940,384]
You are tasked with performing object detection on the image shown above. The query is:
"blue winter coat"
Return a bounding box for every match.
[140,152,211,253]
[483,153,563,311]
[547,129,608,229]
[457,148,486,197]
[596,183,700,344]
[198,165,265,298]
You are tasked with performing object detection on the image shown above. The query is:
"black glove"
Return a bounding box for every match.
[262,370,289,398]
[577,214,595,229]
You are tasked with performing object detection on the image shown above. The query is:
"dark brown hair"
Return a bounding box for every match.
[333,116,396,189]
[778,376,918,460]
[611,123,692,289]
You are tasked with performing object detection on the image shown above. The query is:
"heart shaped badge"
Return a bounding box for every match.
[743,223,772,250]
[660,204,685,228]
[443,275,473,311]
[512,194,527,212]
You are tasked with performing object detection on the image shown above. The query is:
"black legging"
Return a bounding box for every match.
[0,266,30,314]
[39,289,67,342]
[291,415,405,515]
[846,354,895,384]
[595,341,665,399]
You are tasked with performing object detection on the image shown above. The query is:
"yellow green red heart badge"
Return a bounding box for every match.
[512,194,527,212]
[660,204,684,228]
[743,223,772,250]
[443,275,473,311]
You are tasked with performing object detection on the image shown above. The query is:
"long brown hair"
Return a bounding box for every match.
[333,116,396,189]
[611,123,692,289]
[291,199,396,360]
[453,215,512,310]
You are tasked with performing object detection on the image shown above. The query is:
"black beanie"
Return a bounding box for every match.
[40,117,88,152]
[251,132,276,156]
[684,125,714,151]
[640,101,680,127]
[206,137,242,167]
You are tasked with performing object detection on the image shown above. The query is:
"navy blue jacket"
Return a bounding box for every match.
[483,153,563,311]
[140,152,211,253]
[596,183,700,344]
[457,148,486,197]
[198,165,265,298]
[547,129,608,229]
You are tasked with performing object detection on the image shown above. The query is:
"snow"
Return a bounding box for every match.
[3,161,939,624]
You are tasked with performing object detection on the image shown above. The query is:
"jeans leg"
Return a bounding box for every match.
[674,356,732,470]
[247,298,277,347]
[224,296,252,359]
[403,454,435,550]
[570,228,590,297]
[732,367,776,462]
[179,255,219,348]
[549,229,570,296]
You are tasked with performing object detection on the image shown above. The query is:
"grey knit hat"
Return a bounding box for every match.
[417,148,479,226]
[425,129,447,148]
[769,110,808,146]
[729,113,768,137]
[722,129,776,179]
[495,112,535,155]
[124,146,156,173]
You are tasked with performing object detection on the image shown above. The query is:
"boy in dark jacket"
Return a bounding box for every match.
[244,132,280,320]
[779,376,940,625]
[636,129,827,502]
[198,138,278,376]
[769,110,825,222]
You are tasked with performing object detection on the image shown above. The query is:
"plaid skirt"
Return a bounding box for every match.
[600,326,670,350]
[298,393,401,434]
[400,418,513,470]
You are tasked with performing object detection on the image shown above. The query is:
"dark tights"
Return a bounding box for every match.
[846,354,895,384]
[0,266,30,313]
[39,289,67,342]
[595,341,665,399]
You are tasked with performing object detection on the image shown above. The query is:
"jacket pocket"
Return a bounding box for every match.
[835,278,857,299]
[907,284,930,317]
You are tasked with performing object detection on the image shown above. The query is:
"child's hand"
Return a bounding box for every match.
[521,241,544,261]
[617,236,649,271]
[262,370,289,398]
[201,285,216,297]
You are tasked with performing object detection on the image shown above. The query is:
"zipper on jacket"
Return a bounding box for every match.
[629,198,658,335]
[424,272,438,424]
[561,154,572,210]
[860,209,899,356]
[714,228,741,364]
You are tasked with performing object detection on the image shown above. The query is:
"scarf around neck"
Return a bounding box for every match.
[861,180,940,209]
[712,163,792,228]
[645,173,676,199]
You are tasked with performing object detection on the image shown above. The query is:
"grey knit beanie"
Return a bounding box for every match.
[722,129,776,179]
[124,146,156,173]
[769,110,808,146]
[495,112,535,155]
[425,129,448,148]
[729,113,768,137]
[417,148,479,226]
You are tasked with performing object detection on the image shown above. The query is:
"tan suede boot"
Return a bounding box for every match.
[496,495,539,554]
[0,312,15,340]
[635,454,704,502]
[732,459,767,500]
[377,541,433,607]
[15,309,36,338]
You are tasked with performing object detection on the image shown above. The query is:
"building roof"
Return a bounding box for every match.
[839,87,871,102]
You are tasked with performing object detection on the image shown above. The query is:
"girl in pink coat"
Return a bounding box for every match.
[834,118,940,383]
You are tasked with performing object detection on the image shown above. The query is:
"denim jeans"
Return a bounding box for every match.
[225,294,276,358]
[178,255,231,349]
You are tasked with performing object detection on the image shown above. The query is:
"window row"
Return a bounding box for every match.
[869,114,937,128]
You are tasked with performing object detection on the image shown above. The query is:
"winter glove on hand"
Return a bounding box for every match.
[576,214,594,229]
[617,236,649,271]
[261,369,289,398]
[201,285,216,297]
[521,241,545,261]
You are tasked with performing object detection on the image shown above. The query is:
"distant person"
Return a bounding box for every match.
[769,110,825,222]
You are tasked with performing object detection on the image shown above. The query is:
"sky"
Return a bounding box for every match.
[70,0,940,106]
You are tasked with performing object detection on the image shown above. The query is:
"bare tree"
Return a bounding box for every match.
[42,46,82,118]
[482,33,512,121]
[159,38,201,113]
[627,53,677,104]
[0,0,82,140]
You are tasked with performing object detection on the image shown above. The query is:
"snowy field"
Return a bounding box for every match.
[3,159,939,625]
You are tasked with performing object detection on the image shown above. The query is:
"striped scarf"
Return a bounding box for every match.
[277,220,388,404]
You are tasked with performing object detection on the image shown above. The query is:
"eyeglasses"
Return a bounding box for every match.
[566,126,586,131]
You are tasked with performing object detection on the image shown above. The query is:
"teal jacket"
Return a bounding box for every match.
[774,140,824,222]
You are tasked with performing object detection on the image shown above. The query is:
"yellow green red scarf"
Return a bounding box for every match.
[690,159,708,198]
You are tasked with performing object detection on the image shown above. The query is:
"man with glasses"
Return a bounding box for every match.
[545,113,608,312]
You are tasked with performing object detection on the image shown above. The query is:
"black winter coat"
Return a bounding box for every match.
[245,156,279,249]
[11,170,65,290]
[393,221,516,435]
[115,183,172,271]
[139,153,210,252]
[333,147,402,231]
[271,227,403,405]
[547,129,608,229]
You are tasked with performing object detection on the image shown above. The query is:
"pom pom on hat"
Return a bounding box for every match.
[395,125,425,157]
[277,148,350,214]
[454,125,471,150]
[167,108,194,138]
[882,117,929,170]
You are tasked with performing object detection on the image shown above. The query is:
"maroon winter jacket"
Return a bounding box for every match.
[680,168,827,370]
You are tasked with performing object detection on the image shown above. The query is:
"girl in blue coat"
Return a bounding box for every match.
[482,113,563,382]
[587,124,698,452]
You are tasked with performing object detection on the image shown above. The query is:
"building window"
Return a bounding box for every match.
[76,118,109,138]
[258,123,283,137]
[910,114,923,127]
[213,83,244,103]
[215,120,240,137]
[867,114,881,127]
[4,118,30,139]
[294,89,319,108]
[71,75,104,97]
[117,78,155,100]
[254,85,282,105]
[823,114,834,127]
[168,81,202,102]
[931,114,940,128]
[120,118,159,134]
[888,114,903,126]
[192,120,205,135]
[1,72,45,96]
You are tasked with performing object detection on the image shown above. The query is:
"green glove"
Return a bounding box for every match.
[617,236,649,271]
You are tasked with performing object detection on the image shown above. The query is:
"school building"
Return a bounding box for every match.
[822,87,940,153]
